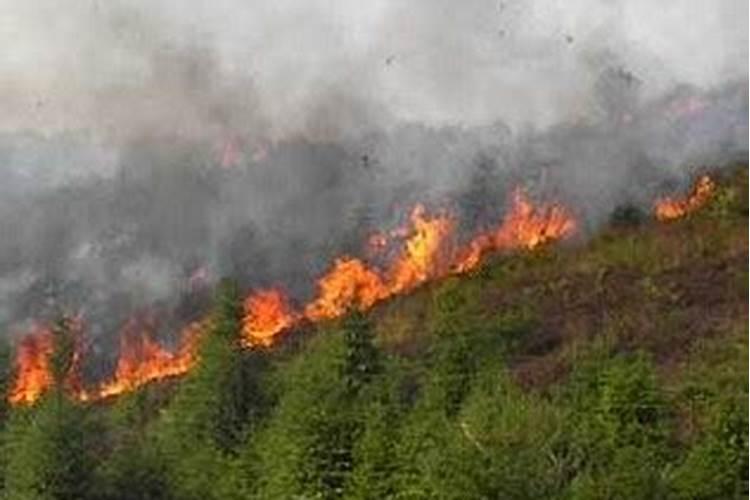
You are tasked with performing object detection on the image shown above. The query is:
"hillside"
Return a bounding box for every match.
[0,167,747,499]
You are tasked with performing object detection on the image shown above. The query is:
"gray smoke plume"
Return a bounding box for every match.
[0,0,746,365]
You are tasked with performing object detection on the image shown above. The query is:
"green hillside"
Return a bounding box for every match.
[0,168,747,500]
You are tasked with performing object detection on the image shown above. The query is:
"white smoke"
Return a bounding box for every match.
[0,0,746,136]
[0,0,746,343]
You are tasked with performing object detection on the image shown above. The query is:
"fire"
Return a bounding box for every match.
[7,183,580,406]
[91,317,202,400]
[305,205,454,322]
[454,187,577,272]
[5,173,725,407]
[654,175,715,221]
[304,257,389,322]
[10,174,723,406]
[389,205,455,293]
[243,289,297,346]
[8,317,87,405]
[8,325,54,405]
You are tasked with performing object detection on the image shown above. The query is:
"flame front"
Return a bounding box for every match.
[8,183,581,405]
[91,318,202,401]
[654,175,715,221]
[243,289,297,346]
[455,187,577,273]
[389,205,455,293]
[305,205,454,322]
[12,175,723,406]
[8,326,55,405]
[304,257,388,322]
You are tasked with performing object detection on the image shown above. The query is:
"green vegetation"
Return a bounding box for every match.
[0,169,747,499]
[2,318,103,500]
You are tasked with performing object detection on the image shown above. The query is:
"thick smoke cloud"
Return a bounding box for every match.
[2,0,747,134]
[0,0,746,356]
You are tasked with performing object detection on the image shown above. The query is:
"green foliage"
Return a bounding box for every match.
[96,437,172,500]
[450,372,567,499]
[392,371,566,500]
[94,390,173,500]
[251,313,388,499]
[669,398,748,499]
[667,332,749,499]
[213,279,243,341]
[426,279,533,416]
[251,329,351,498]
[346,373,404,499]
[2,315,103,500]
[341,311,381,394]
[706,171,747,220]
[3,397,102,500]
[597,355,669,448]
[558,353,673,499]
[150,280,268,499]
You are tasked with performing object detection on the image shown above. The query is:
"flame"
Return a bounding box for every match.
[304,205,454,322]
[8,317,87,405]
[91,317,202,400]
[243,289,298,346]
[388,204,455,293]
[654,175,715,221]
[304,257,389,322]
[6,175,722,406]
[455,187,577,272]
[8,325,55,405]
[8,184,580,406]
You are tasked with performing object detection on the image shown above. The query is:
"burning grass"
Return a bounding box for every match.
[6,172,732,406]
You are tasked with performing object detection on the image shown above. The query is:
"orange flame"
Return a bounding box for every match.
[243,289,298,346]
[9,317,87,405]
[304,205,454,323]
[246,192,575,343]
[304,257,389,322]
[8,184,580,406]
[654,175,715,221]
[388,204,455,293]
[8,325,55,405]
[455,187,577,272]
[90,317,202,400]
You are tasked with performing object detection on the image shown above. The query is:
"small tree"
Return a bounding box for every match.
[154,279,265,499]
[341,311,380,394]
[2,315,101,500]
[253,314,385,499]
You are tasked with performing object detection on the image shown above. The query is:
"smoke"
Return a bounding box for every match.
[0,0,746,356]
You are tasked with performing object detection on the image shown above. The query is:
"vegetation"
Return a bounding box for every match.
[0,168,747,499]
